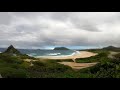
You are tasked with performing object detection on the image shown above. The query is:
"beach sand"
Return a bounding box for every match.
[39,51,98,70]
[36,51,98,60]
[58,62,98,70]
[24,51,98,70]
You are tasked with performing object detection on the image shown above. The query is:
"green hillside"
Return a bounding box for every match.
[0,45,120,78]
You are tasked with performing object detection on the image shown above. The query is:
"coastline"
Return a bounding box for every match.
[24,51,98,70]
[35,51,98,60]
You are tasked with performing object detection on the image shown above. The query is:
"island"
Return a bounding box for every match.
[53,47,70,50]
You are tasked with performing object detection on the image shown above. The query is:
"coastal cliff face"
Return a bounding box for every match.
[53,47,70,50]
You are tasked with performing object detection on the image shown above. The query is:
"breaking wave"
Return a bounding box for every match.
[46,53,61,56]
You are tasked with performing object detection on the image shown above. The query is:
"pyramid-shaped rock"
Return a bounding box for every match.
[4,45,21,55]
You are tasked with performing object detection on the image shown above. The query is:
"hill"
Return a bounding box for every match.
[103,46,120,51]
[3,45,21,55]
[53,47,70,50]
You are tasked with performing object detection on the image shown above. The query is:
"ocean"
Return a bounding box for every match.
[0,48,76,57]
[19,49,75,57]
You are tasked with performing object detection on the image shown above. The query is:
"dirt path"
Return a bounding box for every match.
[58,62,98,70]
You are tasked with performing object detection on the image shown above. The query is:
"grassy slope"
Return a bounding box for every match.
[76,50,110,63]
[0,49,120,78]
[0,53,91,78]
[77,50,120,78]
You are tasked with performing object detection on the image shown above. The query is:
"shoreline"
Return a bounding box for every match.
[35,51,98,60]
[35,50,79,58]
[24,51,98,70]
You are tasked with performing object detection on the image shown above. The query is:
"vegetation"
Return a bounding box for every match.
[3,45,21,55]
[103,46,120,52]
[0,53,90,78]
[78,51,120,78]
[82,59,120,78]
[76,50,110,63]
[0,45,120,78]
[0,44,89,78]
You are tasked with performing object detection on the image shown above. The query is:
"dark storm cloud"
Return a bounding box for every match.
[0,12,120,48]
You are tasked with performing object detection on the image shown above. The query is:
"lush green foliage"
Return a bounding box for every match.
[0,53,90,78]
[76,50,110,63]
[88,60,120,78]
[0,49,120,78]
[79,52,120,78]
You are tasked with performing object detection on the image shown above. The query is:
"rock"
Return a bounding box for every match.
[3,45,21,55]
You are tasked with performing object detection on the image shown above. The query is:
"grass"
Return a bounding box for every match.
[76,50,110,63]
[77,51,120,78]
[0,53,88,78]
[0,49,120,78]
[0,51,96,78]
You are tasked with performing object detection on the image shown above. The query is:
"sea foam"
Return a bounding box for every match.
[46,53,61,56]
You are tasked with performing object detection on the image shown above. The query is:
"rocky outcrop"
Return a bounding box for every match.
[4,45,21,55]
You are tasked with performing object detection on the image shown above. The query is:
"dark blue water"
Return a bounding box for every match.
[19,50,75,57]
[0,48,75,57]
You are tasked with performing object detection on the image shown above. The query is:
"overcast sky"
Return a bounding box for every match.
[0,12,120,49]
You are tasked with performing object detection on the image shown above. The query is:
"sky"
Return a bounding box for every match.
[0,12,120,49]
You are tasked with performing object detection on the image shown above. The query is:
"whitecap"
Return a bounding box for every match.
[71,51,80,56]
[46,53,61,56]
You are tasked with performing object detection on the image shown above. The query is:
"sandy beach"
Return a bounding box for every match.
[24,51,98,70]
[36,51,98,60]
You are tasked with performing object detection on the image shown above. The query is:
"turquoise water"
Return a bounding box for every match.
[19,50,75,57]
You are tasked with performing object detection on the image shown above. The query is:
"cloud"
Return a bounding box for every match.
[0,12,120,49]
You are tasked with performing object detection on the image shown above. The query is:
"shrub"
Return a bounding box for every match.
[0,53,23,64]
[33,61,45,67]
[0,67,28,78]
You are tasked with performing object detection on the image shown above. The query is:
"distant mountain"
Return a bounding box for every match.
[53,47,70,50]
[103,46,117,49]
[0,48,6,52]
[103,46,120,51]
[3,45,22,55]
